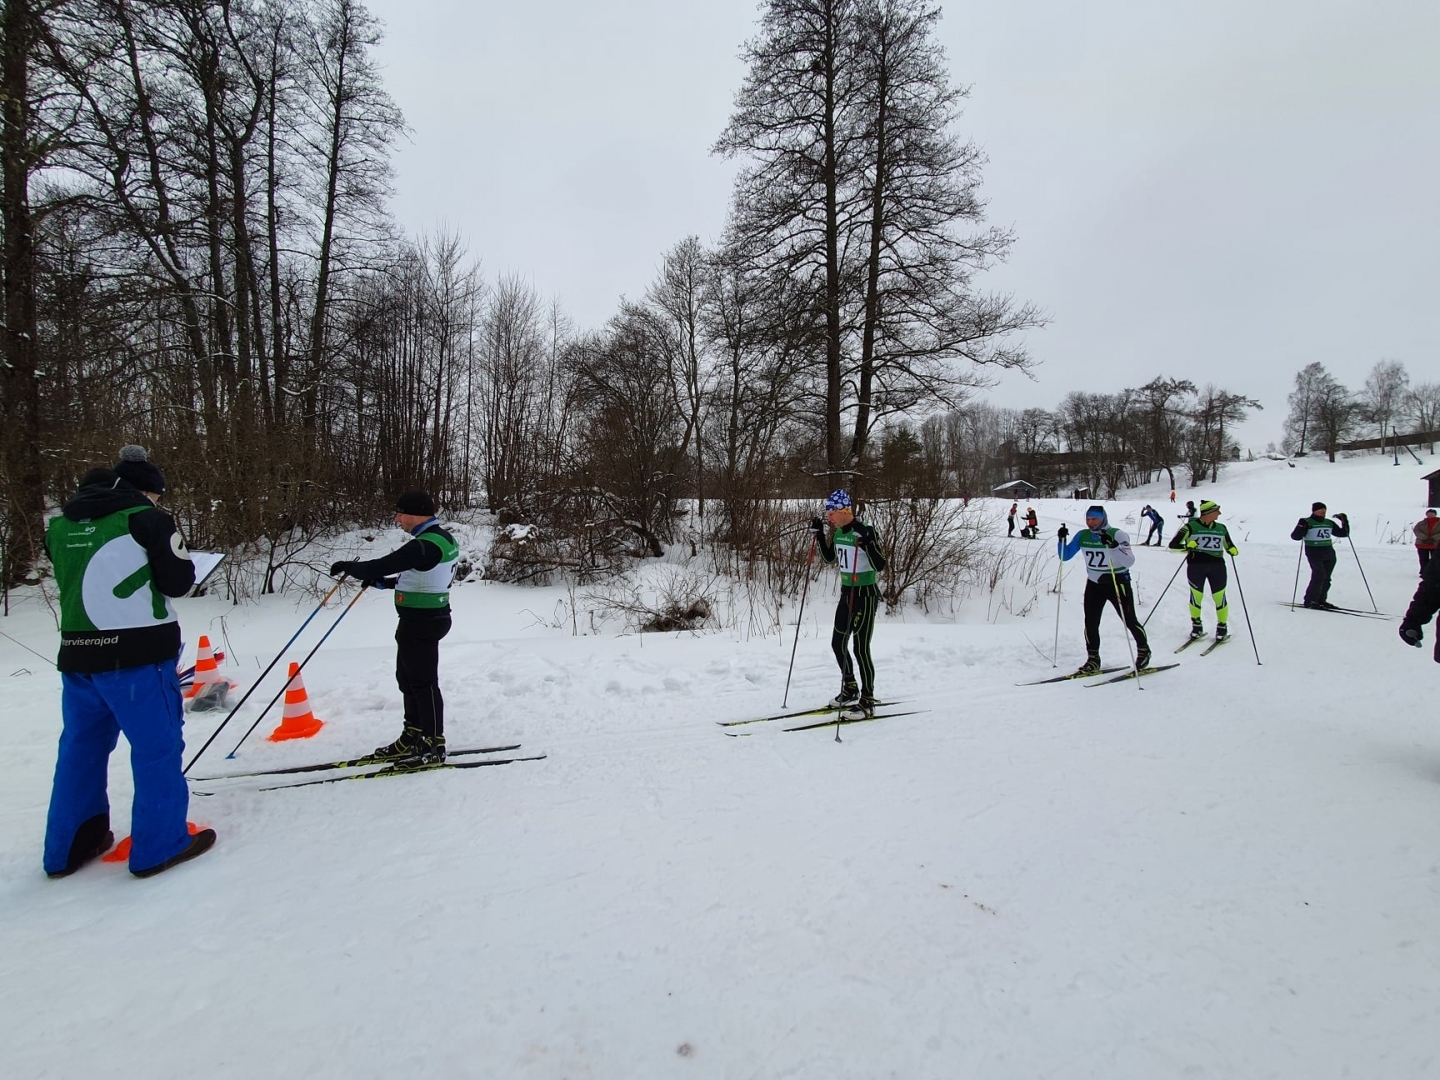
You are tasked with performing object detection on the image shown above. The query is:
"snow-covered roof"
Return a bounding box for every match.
[992,479,1035,491]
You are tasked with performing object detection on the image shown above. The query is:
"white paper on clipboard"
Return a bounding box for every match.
[190,552,226,594]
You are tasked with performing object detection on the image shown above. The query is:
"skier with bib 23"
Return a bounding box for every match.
[1169,499,1239,642]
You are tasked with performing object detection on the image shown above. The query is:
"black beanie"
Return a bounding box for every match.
[395,489,436,516]
[113,444,165,495]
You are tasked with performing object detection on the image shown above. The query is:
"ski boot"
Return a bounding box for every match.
[841,696,876,721]
[1215,624,1228,641]
[1072,655,1102,678]
[828,683,860,709]
[371,725,427,762]
[1134,647,1152,671]
[1188,619,1205,640]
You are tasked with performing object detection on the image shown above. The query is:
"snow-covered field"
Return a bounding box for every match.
[2,454,1437,1079]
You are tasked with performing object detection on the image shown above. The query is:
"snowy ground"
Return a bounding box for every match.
[2,454,1438,1079]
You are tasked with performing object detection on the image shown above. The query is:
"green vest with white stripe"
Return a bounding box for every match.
[48,505,178,631]
[394,526,458,610]
[834,526,879,587]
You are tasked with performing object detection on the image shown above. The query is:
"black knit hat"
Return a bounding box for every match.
[394,489,436,516]
[113,444,165,495]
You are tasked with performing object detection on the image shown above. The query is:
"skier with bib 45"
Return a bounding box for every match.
[330,490,459,764]
[1170,499,1239,643]
[1058,505,1151,677]
[1291,502,1349,609]
[810,489,887,720]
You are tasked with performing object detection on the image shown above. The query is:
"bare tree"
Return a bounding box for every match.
[1360,358,1409,447]
[1404,381,1440,453]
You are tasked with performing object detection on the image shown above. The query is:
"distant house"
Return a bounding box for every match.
[1426,468,1440,508]
[993,480,1038,499]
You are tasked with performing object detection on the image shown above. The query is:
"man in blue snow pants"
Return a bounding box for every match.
[43,446,215,879]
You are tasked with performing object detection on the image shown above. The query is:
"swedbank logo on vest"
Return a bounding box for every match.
[68,634,122,647]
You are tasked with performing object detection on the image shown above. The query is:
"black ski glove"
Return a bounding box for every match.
[329,561,357,578]
[1400,625,1423,647]
[1336,512,1349,521]
[808,516,824,535]
[1057,524,1069,541]
[1099,531,1119,548]
[364,577,396,590]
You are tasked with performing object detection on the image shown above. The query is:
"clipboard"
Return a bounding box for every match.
[190,551,227,595]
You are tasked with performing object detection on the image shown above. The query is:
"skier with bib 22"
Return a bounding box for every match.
[1058,505,1151,677]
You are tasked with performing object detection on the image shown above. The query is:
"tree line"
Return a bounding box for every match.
[1,0,1041,588]
[865,377,1261,500]
[1282,359,1440,461]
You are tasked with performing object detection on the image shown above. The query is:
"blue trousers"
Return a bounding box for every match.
[45,662,191,874]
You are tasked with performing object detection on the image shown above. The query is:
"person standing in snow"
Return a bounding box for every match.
[1058,505,1151,676]
[330,490,459,764]
[810,489,887,719]
[1024,507,1039,538]
[1414,509,1439,572]
[1007,502,1017,537]
[1399,555,1440,663]
[1169,499,1239,642]
[43,446,216,879]
[1140,505,1165,546]
[1291,501,1350,609]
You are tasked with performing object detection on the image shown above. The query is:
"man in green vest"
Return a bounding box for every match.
[1290,501,1350,609]
[44,445,216,879]
[331,490,458,764]
[1169,499,1240,641]
[810,489,887,719]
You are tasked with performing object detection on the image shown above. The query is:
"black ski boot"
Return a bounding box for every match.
[1215,624,1228,640]
[371,725,427,762]
[828,683,860,709]
[1134,647,1152,671]
[841,696,876,721]
[1189,619,1204,639]
[1072,655,1102,678]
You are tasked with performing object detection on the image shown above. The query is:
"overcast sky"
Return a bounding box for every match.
[364,0,1440,449]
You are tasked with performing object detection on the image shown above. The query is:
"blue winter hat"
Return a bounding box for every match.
[824,489,852,512]
[1084,505,1107,522]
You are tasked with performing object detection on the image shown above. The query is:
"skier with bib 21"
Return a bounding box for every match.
[810,490,887,720]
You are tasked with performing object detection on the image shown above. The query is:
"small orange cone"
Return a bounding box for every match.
[184,635,223,699]
[104,821,200,863]
[267,662,324,742]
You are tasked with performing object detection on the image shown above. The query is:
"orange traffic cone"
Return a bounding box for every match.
[104,821,200,864]
[267,662,324,742]
[184,635,222,699]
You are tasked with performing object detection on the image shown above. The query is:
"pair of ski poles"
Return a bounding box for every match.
[183,579,369,774]
[1290,535,1378,613]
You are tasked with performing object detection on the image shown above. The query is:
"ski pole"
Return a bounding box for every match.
[836,582,857,744]
[1345,534,1379,613]
[1290,544,1304,610]
[1228,552,1261,665]
[0,626,56,668]
[782,535,817,709]
[221,583,369,760]
[183,579,344,774]
[1140,557,1186,629]
[1051,554,1065,667]
[1106,554,1143,691]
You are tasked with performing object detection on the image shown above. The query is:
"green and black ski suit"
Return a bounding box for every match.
[818,522,887,701]
[1170,518,1238,627]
